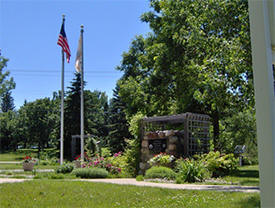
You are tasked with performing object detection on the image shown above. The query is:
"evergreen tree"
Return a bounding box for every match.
[64,73,109,159]
[64,73,83,159]
[108,85,131,153]
[0,57,15,112]
[1,91,15,112]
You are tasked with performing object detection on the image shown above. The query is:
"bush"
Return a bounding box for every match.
[55,163,74,174]
[123,112,144,177]
[242,155,258,165]
[39,160,50,166]
[199,151,238,177]
[136,175,144,181]
[145,166,176,180]
[175,158,209,183]
[73,167,108,179]
[148,153,175,168]
[84,155,122,175]
[49,173,65,179]
[124,139,140,177]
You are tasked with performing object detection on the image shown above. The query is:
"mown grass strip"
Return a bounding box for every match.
[0,180,260,208]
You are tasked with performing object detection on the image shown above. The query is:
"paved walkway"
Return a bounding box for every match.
[0,176,259,193]
[0,178,30,184]
[0,169,54,173]
[0,161,21,164]
[75,178,260,193]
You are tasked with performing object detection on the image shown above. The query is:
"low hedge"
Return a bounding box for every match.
[73,167,108,179]
[55,163,74,174]
[145,166,176,180]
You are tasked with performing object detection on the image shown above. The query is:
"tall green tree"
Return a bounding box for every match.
[18,98,58,156]
[108,85,132,153]
[1,91,15,112]
[117,0,253,150]
[0,57,15,97]
[0,110,17,151]
[0,57,16,112]
[64,73,109,159]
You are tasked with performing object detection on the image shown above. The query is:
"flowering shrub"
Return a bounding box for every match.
[74,152,90,161]
[148,153,175,167]
[23,156,36,163]
[79,153,122,175]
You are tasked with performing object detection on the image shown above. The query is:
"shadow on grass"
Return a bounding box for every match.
[239,179,259,186]
[233,170,259,178]
[236,195,260,208]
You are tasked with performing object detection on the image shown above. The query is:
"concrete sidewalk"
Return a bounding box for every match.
[0,177,260,193]
[0,169,54,173]
[0,161,21,164]
[0,178,30,184]
[75,178,260,193]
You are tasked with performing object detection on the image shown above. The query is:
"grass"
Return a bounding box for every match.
[0,152,26,161]
[0,163,58,170]
[0,180,260,208]
[222,165,259,186]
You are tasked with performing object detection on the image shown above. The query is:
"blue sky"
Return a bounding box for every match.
[1,0,151,109]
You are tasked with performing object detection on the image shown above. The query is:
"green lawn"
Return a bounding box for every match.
[0,151,58,170]
[0,163,57,170]
[0,152,26,161]
[0,180,260,208]
[222,165,259,186]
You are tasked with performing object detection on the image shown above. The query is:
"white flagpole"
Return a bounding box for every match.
[249,0,275,207]
[60,14,65,165]
[80,25,84,163]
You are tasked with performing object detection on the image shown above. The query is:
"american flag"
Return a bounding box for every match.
[57,22,71,63]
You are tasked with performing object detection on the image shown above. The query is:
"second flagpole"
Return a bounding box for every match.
[60,14,65,165]
[80,25,84,163]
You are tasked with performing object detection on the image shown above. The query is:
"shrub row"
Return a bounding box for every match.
[73,168,108,179]
[144,151,239,183]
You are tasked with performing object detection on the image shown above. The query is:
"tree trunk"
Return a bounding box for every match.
[212,111,220,151]
[38,142,41,159]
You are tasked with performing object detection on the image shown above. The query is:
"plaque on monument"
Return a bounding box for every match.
[148,139,167,153]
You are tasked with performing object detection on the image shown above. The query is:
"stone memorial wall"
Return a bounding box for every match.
[139,130,183,174]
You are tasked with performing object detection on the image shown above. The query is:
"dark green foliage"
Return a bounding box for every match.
[1,91,15,112]
[49,173,65,179]
[198,151,239,177]
[219,108,257,161]
[136,175,144,181]
[55,163,74,174]
[17,98,58,157]
[64,73,109,159]
[64,73,83,159]
[117,0,254,151]
[108,85,131,153]
[0,111,17,151]
[73,167,108,179]
[145,166,176,180]
[0,57,15,111]
[175,158,209,183]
